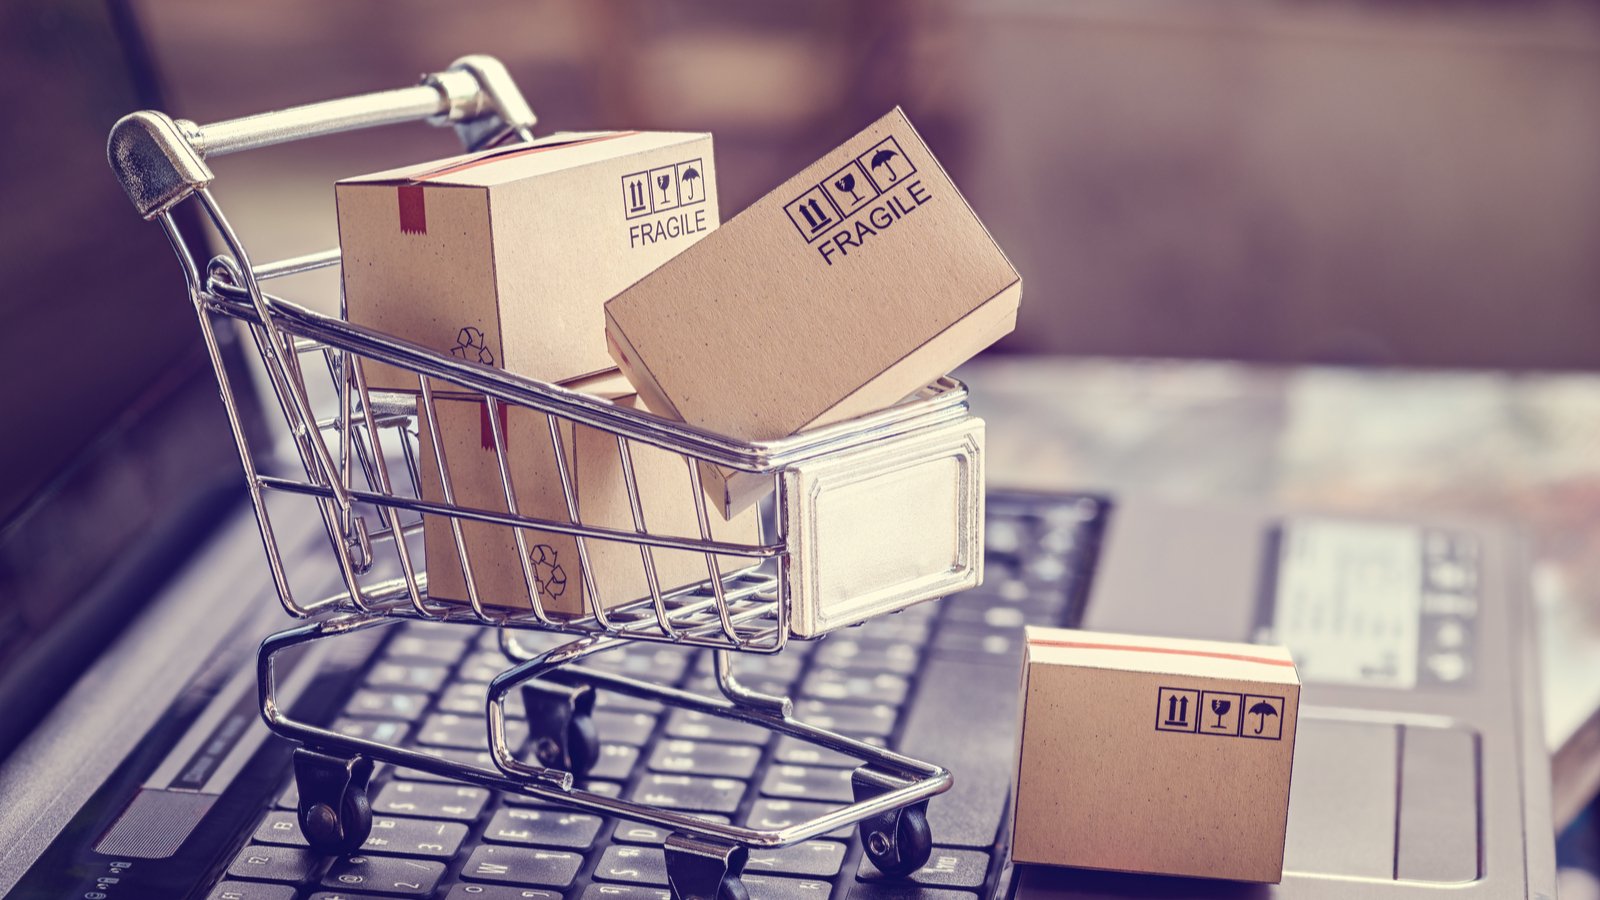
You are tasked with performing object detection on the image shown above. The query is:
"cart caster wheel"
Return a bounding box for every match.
[716,876,750,900]
[524,681,599,777]
[293,748,373,855]
[861,804,932,877]
[564,712,601,777]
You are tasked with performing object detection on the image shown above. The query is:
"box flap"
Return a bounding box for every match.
[1025,626,1299,685]
[340,130,710,188]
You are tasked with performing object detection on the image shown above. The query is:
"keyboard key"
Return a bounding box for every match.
[484,807,603,849]
[581,885,668,900]
[648,739,762,779]
[813,639,919,675]
[330,717,410,744]
[439,681,500,716]
[742,874,835,899]
[848,884,978,900]
[449,886,562,900]
[858,848,991,888]
[745,840,848,877]
[344,688,431,721]
[371,781,489,821]
[930,628,1021,660]
[801,669,910,706]
[252,810,307,846]
[609,815,730,846]
[630,774,746,814]
[745,799,852,840]
[682,674,794,699]
[760,765,855,803]
[458,650,517,683]
[896,656,1016,847]
[460,845,584,888]
[384,635,469,665]
[361,816,469,859]
[595,710,659,746]
[208,882,296,900]
[773,735,874,768]
[663,710,769,745]
[416,713,526,751]
[367,661,449,692]
[592,743,641,781]
[321,855,445,896]
[591,845,667,885]
[794,700,897,737]
[226,844,316,883]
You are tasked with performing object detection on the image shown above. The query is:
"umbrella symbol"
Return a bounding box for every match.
[1247,700,1280,734]
[681,166,700,200]
[870,147,901,182]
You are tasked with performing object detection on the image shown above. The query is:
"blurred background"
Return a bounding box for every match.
[7,0,1600,526]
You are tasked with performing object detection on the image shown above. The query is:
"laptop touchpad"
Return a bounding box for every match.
[1285,718,1478,883]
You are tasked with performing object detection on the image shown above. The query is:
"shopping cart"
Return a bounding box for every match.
[108,56,985,900]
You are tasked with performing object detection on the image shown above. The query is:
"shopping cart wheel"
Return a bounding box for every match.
[664,832,748,900]
[852,768,934,877]
[523,680,600,777]
[293,748,374,855]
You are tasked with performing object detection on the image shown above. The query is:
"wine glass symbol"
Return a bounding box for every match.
[656,173,672,202]
[835,172,863,204]
[1210,697,1232,729]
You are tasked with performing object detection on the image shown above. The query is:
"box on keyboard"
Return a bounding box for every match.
[1012,627,1300,883]
[416,372,761,618]
[604,107,1019,518]
[338,130,718,393]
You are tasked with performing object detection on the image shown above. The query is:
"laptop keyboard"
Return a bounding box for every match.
[211,491,1110,900]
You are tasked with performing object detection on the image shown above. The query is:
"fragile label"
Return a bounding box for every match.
[622,158,711,249]
[781,135,932,266]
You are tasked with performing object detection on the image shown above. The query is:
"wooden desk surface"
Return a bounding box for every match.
[961,356,1600,838]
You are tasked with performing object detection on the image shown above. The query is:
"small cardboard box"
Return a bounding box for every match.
[1013,627,1300,884]
[338,131,719,392]
[604,107,1019,516]
[416,373,761,618]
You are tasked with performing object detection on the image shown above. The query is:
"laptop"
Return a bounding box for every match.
[0,4,1561,899]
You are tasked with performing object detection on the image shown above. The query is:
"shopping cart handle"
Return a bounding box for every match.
[108,55,535,219]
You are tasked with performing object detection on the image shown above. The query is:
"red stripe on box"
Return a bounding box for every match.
[1026,638,1295,668]
[397,184,426,234]
[480,400,510,451]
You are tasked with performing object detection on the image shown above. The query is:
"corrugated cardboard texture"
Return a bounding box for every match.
[339,131,718,392]
[416,388,760,618]
[605,107,1020,445]
[1012,628,1300,883]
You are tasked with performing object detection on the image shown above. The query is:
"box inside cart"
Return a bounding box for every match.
[337,130,719,393]
[605,107,1020,518]
[416,372,762,618]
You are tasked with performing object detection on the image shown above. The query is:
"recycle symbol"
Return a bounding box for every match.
[450,326,495,365]
[529,543,567,598]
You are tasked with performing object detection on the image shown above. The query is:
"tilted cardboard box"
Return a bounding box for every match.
[605,107,1019,516]
[1013,627,1300,884]
[338,131,718,392]
[416,373,762,618]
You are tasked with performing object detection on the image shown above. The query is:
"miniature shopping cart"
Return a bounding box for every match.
[109,56,985,900]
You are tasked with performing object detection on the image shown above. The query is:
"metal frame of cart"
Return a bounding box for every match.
[108,55,986,900]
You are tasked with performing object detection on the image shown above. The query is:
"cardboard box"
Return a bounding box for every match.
[416,373,762,618]
[604,107,1019,515]
[1012,627,1300,883]
[338,131,719,392]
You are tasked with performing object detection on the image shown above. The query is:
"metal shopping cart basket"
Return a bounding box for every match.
[108,56,985,900]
